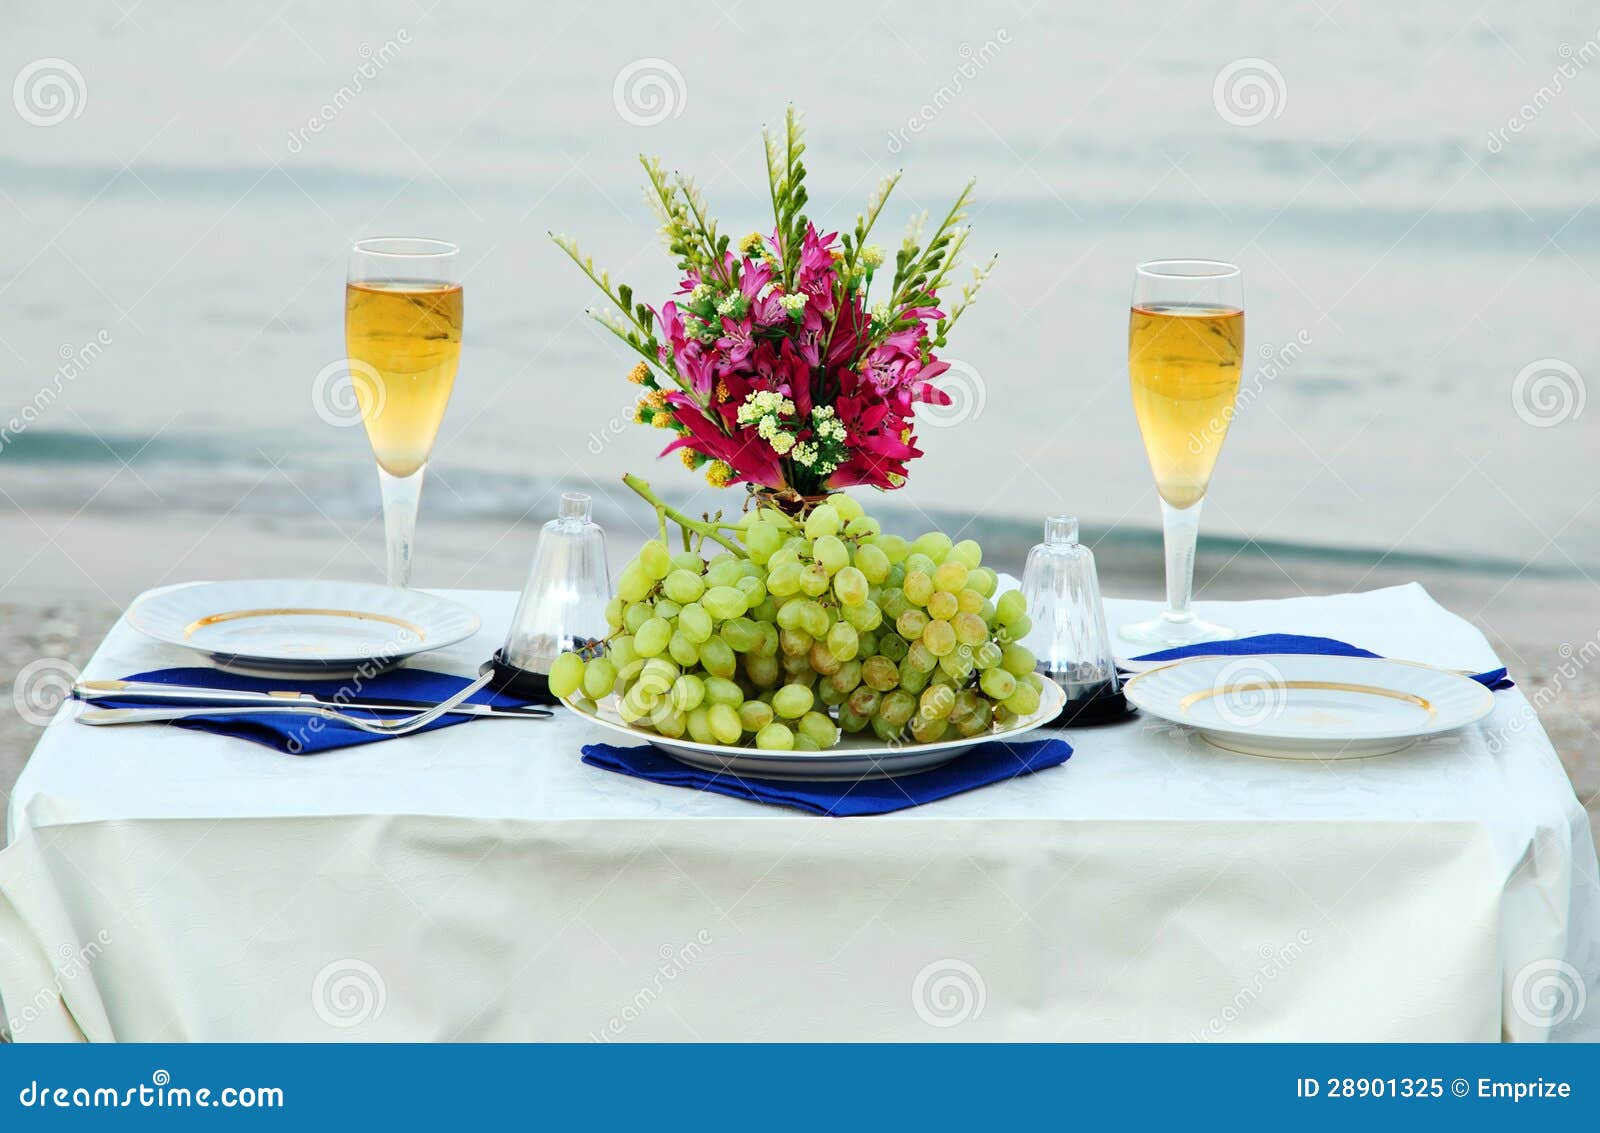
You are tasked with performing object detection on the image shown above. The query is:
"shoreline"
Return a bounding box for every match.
[3,507,1594,847]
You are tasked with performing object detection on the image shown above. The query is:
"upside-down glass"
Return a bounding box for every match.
[345,238,463,588]
[1120,260,1244,647]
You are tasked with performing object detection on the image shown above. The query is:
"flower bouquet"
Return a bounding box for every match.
[552,107,994,505]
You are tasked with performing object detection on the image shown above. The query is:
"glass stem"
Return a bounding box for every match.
[378,464,425,588]
[1159,498,1203,623]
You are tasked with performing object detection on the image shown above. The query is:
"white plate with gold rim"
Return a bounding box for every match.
[125,580,481,677]
[1122,653,1496,759]
[565,679,1066,781]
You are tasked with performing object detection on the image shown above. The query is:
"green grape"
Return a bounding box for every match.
[705,558,744,588]
[842,598,881,631]
[954,699,993,737]
[772,683,815,720]
[703,676,743,706]
[769,544,802,571]
[670,551,704,572]
[750,597,778,624]
[996,590,1027,626]
[813,535,848,575]
[843,516,881,538]
[980,667,1017,700]
[817,681,847,708]
[1004,681,1042,716]
[911,532,953,563]
[708,703,743,745]
[582,657,618,699]
[759,508,794,530]
[903,570,934,606]
[807,641,843,677]
[639,540,672,581]
[933,561,969,593]
[1000,643,1036,676]
[831,494,864,522]
[919,685,956,720]
[778,628,812,657]
[652,599,682,621]
[719,616,760,652]
[887,564,907,587]
[662,569,704,603]
[794,735,821,751]
[827,621,859,661]
[923,620,957,656]
[737,700,774,733]
[862,655,900,691]
[957,588,985,615]
[927,590,959,621]
[749,622,780,657]
[880,589,911,620]
[703,586,748,620]
[953,612,988,646]
[744,522,783,563]
[798,711,839,748]
[967,567,998,598]
[635,617,672,657]
[870,714,903,743]
[745,653,780,688]
[874,534,910,564]
[624,603,652,633]
[896,608,929,640]
[699,637,737,678]
[617,562,652,603]
[837,706,871,733]
[939,649,975,681]
[846,686,881,718]
[878,688,916,727]
[799,601,831,640]
[618,685,654,723]
[829,659,863,693]
[755,722,796,750]
[615,658,646,686]
[605,596,624,629]
[803,503,842,539]
[651,704,687,739]
[638,658,679,695]
[678,602,713,643]
[903,639,937,673]
[775,601,808,631]
[670,674,706,713]
[858,630,881,659]
[548,652,584,698]
[949,539,983,569]
[667,633,700,667]
[607,635,638,670]
[949,688,984,726]
[998,616,1032,643]
[854,543,891,583]
[832,566,868,606]
[735,574,768,606]
[909,714,949,744]
[799,564,830,597]
[686,707,715,744]
[767,561,803,597]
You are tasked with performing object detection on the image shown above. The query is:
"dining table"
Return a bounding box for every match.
[2,581,1596,1042]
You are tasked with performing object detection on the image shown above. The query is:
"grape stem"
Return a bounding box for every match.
[622,474,746,556]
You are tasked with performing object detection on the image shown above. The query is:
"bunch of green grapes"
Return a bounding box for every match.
[547,494,1044,750]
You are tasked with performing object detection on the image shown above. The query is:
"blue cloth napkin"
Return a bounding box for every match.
[580,737,1072,817]
[1125,633,1513,690]
[93,667,536,754]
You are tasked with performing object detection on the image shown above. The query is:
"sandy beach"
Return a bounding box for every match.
[5,506,1595,851]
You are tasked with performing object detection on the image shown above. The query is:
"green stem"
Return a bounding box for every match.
[623,474,745,556]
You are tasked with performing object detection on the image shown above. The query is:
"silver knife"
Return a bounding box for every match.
[73,679,549,719]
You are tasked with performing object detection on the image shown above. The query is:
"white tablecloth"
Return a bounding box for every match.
[2,583,1596,1042]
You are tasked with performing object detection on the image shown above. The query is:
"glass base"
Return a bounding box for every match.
[1118,612,1237,650]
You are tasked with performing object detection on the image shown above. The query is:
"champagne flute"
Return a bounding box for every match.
[1120,259,1244,647]
[345,238,463,588]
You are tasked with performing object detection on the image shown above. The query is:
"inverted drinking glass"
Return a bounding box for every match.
[344,237,463,588]
[1120,259,1244,648]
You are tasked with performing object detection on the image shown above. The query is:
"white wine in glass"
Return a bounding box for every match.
[345,238,462,588]
[1120,259,1244,648]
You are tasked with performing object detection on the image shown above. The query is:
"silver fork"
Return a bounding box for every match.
[77,670,497,737]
